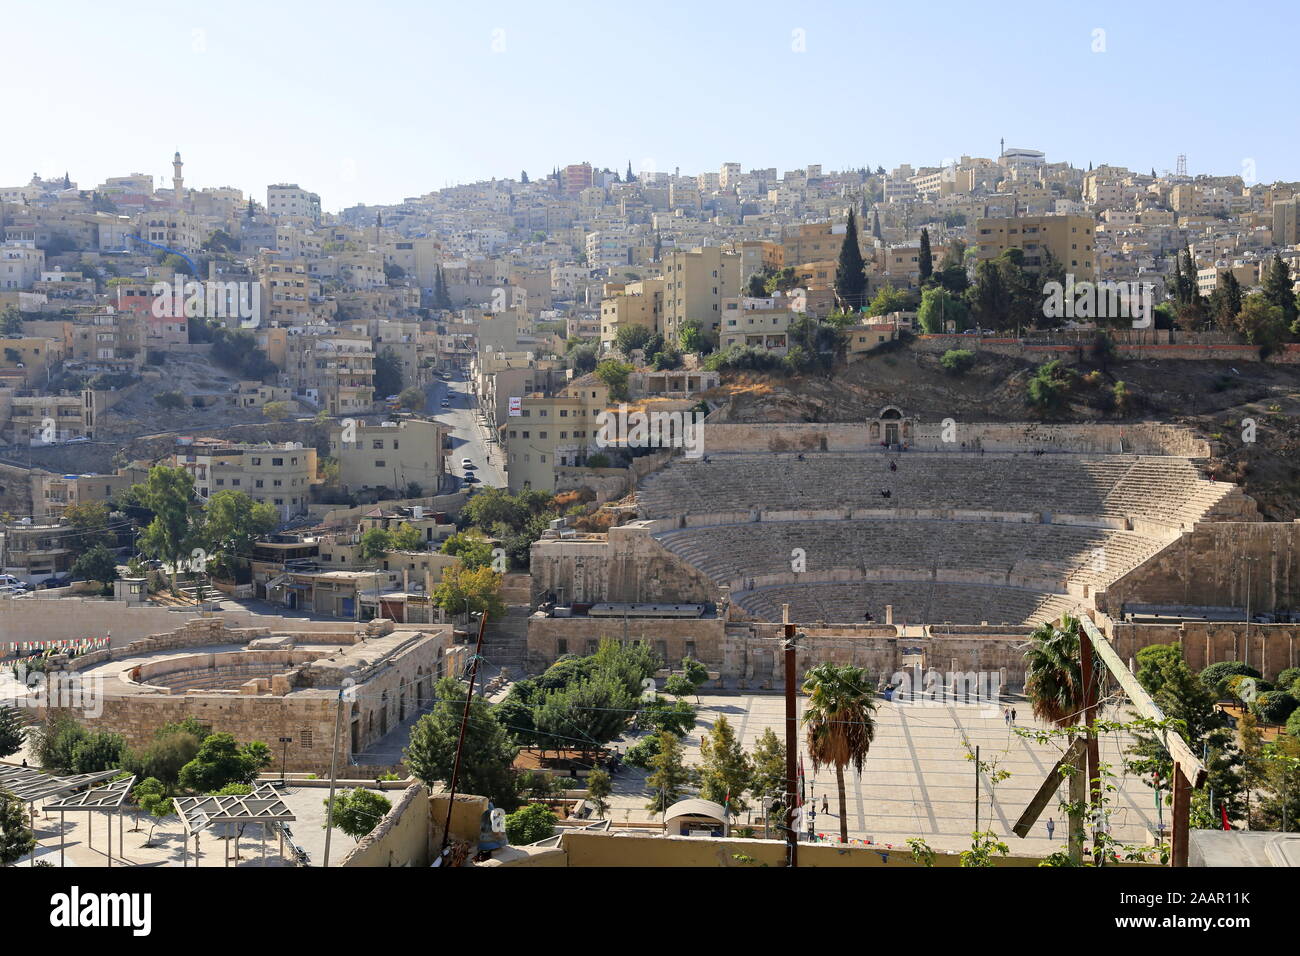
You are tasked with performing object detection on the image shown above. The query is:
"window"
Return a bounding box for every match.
[375,459,386,468]
[373,440,384,449]
[272,458,283,466]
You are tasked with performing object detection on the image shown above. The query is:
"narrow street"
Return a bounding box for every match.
[426,368,506,490]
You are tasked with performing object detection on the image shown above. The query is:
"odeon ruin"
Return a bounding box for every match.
[528,416,1300,687]
[21,617,469,775]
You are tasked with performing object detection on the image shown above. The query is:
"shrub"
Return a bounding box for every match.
[1288,708,1300,741]
[1251,691,1298,725]
[505,803,556,845]
[1275,667,1300,692]
[156,391,186,410]
[939,349,976,375]
[1200,661,1261,700]
[585,453,611,469]
[623,733,664,769]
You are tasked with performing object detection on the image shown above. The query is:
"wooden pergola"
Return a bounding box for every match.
[1013,616,1207,866]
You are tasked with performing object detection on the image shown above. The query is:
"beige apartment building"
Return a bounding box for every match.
[599,279,664,348]
[6,389,99,444]
[327,418,447,496]
[973,214,1096,280]
[284,330,376,414]
[170,439,318,521]
[1273,196,1299,247]
[502,378,610,493]
[660,246,742,340]
[260,254,313,326]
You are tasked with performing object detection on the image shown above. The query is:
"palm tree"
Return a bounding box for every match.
[1022,614,1086,861]
[801,662,877,844]
[1023,615,1083,727]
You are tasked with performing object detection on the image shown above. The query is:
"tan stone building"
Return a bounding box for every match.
[327,418,447,496]
[973,214,1096,280]
[660,246,742,340]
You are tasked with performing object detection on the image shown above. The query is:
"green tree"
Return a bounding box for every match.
[749,728,787,828]
[72,544,119,589]
[1023,615,1090,859]
[939,348,976,374]
[405,676,520,810]
[325,788,392,841]
[532,673,637,749]
[137,465,199,590]
[834,211,867,311]
[200,490,277,579]
[645,731,691,813]
[124,726,203,788]
[1135,643,1183,697]
[697,715,751,816]
[678,320,706,354]
[1262,254,1298,331]
[0,706,25,760]
[613,324,652,356]
[1209,271,1244,333]
[62,501,114,555]
[594,359,632,401]
[918,228,933,283]
[358,526,392,561]
[801,662,877,844]
[388,522,424,552]
[373,347,403,397]
[1234,293,1287,351]
[0,788,36,865]
[1026,360,1077,415]
[663,674,696,698]
[585,767,612,819]
[919,286,969,333]
[432,564,505,622]
[440,532,494,569]
[1199,661,1260,700]
[866,281,907,317]
[968,258,1009,330]
[131,777,174,847]
[637,697,696,737]
[505,803,556,844]
[177,732,271,792]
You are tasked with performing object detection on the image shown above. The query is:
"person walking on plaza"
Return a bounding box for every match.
[1046,817,1056,840]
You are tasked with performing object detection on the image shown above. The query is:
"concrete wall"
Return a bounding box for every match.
[339,784,431,867]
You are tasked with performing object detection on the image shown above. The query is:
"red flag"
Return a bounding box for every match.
[1221,804,1230,830]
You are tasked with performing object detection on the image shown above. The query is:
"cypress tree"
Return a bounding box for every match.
[872,208,882,240]
[918,228,933,282]
[1262,254,1298,329]
[834,211,868,312]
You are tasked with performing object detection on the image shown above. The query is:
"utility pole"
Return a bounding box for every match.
[975,744,980,832]
[322,687,346,867]
[438,606,490,859]
[783,604,799,868]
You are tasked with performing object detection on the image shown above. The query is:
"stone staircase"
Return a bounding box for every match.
[482,605,530,677]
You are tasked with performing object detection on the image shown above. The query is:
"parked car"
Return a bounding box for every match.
[462,473,480,484]
[440,400,450,408]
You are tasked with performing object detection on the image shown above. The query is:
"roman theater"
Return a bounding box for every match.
[528,411,1300,686]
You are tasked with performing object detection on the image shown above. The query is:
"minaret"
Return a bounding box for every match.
[172,151,184,208]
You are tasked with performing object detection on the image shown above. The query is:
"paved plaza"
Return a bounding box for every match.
[601,692,1163,856]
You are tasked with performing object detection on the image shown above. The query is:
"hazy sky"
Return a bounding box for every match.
[5,0,1297,212]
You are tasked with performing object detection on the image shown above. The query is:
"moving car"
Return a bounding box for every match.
[460,458,475,469]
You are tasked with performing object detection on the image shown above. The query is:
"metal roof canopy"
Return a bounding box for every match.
[173,784,296,835]
[0,764,119,803]
[43,775,135,812]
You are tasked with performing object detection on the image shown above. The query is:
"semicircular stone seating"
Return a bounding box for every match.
[635,451,1242,626]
